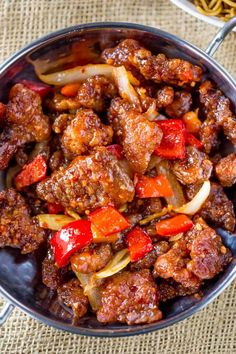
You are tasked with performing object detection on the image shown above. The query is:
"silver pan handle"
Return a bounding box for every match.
[0,300,14,325]
[206,17,236,57]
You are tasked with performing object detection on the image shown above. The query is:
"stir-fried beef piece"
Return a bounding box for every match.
[159,279,199,302]
[47,93,80,112]
[186,182,235,232]
[52,113,74,133]
[156,86,174,109]
[97,269,162,324]
[154,238,201,289]
[131,241,170,270]
[165,91,192,118]
[57,278,88,320]
[102,39,202,85]
[215,153,236,187]
[155,218,231,285]
[199,118,220,154]
[186,218,232,279]
[0,84,51,169]
[109,98,162,173]
[199,80,236,152]
[0,188,46,253]
[36,147,134,212]
[47,76,116,113]
[76,75,117,112]
[49,150,66,171]
[172,146,212,185]
[70,244,113,273]
[42,257,64,290]
[60,109,113,158]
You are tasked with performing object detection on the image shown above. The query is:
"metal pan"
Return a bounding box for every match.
[0,19,236,337]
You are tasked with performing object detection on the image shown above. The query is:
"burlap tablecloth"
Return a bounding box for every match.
[0,1,236,353]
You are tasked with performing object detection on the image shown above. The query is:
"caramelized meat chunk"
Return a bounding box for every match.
[199,81,236,152]
[159,280,199,302]
[47,76,116,113]
[61,109,113,158]
[131,241,170,270]
[97,270,162,324]
[102,39,202,85]
[200,183,235,232]
[172,146,212,185]
[109,98,162,173]
[186,218,232,279]
[76,75,117,112]
[156,86,174,109]
[57,279,88,320]
[215,153,236,187]
[71,244,113,273]
[52,113,74,133]
[0,84,51,169]
[165,91,192,118]
[47,93,80,112]
[186,182,235,232]
[0,188,46,253]
[154,239,201,289]
[49,150,66,171]
[42,257,63,290]
[199,118,220,154]
[36,147,134,212]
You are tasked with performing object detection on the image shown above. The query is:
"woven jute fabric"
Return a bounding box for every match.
[0,1,236,353]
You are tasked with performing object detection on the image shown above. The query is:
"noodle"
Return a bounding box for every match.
[194,0,236,20]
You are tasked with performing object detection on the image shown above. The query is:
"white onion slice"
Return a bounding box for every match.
[75,272,101,312]
[37,64,114,85]
[173,180,211,215]
[94,249,130,279]
[112,66,140,108]
[143,101,159,121]
[65,209,81,220]
[36,214,74,230]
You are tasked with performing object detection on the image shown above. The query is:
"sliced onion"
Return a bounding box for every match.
[75,272,101,312]
[156,160,186,208]
[37,64,114,85]
[143,101,159,121]
[127,71,140,86]
[112,66,140,108]
[139,207,170,226]
[94,249,130,279]
[65,209,81,220]
[36,214,74,230]
[173,180,211,215]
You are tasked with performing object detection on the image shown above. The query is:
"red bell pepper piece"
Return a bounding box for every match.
[127,227,153,262]
[89,206,130,236]
[50,219,93,267]
[106,144,123,160]
[156,214,193,236]
[135,174,173,198]
[20,80,52,98]
[15,155,47,189]
[47,202,64,214]
[154,119,186,159]
[186,133,203,149]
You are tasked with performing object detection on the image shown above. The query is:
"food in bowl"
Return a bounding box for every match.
[194,0,236,20]
[0,38,235,325]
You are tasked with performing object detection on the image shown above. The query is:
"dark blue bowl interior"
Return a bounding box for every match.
[0,23,235,337]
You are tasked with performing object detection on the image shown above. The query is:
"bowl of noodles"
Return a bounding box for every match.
[170,0,236,29]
